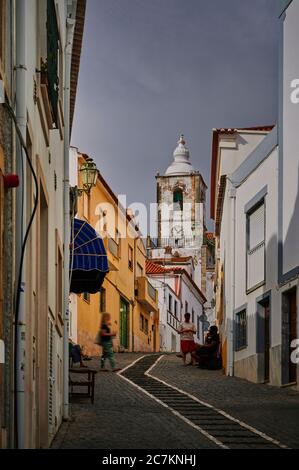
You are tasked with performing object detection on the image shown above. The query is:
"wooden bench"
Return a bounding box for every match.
[69,368,97,404]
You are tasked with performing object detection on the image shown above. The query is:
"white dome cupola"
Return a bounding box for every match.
[165,134,194,176]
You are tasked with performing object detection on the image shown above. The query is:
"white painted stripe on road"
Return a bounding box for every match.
[118,356,228,449]
[146,355,289,450]
[118,354,147,374]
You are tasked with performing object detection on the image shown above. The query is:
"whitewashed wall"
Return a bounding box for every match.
[21,0,72,447]
[149,278,181,352]
[149,273,204,351]
[281,0,299,276]
[233,148,279,364]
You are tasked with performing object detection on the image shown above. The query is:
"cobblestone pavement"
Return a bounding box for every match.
[151,355,299,449]
[52,353,299,449]
[52,354,218,449]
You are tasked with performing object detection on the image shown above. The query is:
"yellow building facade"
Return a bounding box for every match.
[74,152,159,356]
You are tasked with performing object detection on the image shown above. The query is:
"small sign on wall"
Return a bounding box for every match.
[0,340,4,364]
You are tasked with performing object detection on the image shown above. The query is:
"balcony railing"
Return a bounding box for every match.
[149,237,197,249]
[136,277,158,312]
[167,311,180,332]
[147,280,157,302]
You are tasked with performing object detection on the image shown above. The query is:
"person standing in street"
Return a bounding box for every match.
[178,312,197,366]
[99,313,121,372]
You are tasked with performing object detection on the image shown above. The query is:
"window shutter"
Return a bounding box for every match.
[249,204,265,250]
[247,203,265,290]
[48,319,55,434]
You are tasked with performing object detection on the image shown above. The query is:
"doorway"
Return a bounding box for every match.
[288,291,297,384]
[120,298,129,350]
[257,294,271,383]
[264,301,270,382]
[282,289,297,385]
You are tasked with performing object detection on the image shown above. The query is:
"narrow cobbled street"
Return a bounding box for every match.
[52,354,299,450]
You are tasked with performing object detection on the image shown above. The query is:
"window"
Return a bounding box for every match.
[99,287,106,313]
[169,295,172,313]
[46,0,59,126]
[174,300,178,318]
[144,318,149,335]
[56,240,63,322]
[0,0,5,65]
[136,263,143,278]
[192,309,194,323]
[116,229,121,258]
[128,245,133,270]
[235,309,247,350]
[185,301,188,314]
[247,202,265,291]
[140,314,149,335]
[173,188,183,211]
[83,292,90,303]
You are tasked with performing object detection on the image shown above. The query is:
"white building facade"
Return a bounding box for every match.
[211,127,274,380]
[0,0,85,448]
[211,0,299,389]
[146,261,206,352]
[277,0,299,387]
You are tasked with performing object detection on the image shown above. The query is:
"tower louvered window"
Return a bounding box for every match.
[173,189,183,211]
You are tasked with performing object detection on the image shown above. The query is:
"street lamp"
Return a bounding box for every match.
[79,157,98,194]
[70,157,98,214]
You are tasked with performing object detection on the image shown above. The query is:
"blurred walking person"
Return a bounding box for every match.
[98,313,121,372]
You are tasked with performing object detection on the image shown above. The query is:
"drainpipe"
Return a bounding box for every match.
[228,183,236,377]
[63,4,76,421]
[15,0,27,449]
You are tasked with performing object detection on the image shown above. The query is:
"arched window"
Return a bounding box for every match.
[173,188,183,211]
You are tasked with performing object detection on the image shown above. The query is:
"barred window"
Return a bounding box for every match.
[235,310,247,350]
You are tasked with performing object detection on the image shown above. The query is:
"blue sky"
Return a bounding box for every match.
[72,0,279,229]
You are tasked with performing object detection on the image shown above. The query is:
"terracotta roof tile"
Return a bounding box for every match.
[146,260,207,303]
